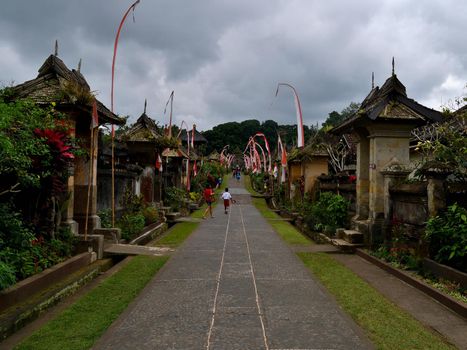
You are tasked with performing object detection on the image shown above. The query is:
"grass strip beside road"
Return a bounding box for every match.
[156,221,198,248]
[245,176,311,245]
[15,255,168,350]
[298,252,454,350]
[252,197,311,245]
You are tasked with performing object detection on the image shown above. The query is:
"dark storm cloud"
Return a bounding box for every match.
[1,0,466,131]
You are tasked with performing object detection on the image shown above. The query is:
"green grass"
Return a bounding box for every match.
[250,190,311,246]
[15,255,168,350]
[269,220,311,245]
[244,175,260,195]
[297,252,455,350]
[156,221,199,247]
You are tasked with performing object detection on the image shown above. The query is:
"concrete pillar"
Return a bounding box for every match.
[366,123,415,245]
[61,121,78,234]
[354,131,370,220]
[74,129,100,235]
[62,164,79,234]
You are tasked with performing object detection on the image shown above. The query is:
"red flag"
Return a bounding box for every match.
[91,100,99,129]
[155,153,163,172]
[278,134,287,167]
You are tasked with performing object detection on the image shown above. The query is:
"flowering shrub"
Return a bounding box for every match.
[0,90,78,288]
[34,128,75,161]
[425,203,467,272]
[304,192,349,233]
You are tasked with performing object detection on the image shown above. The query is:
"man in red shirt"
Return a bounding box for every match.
[202,184,214,219]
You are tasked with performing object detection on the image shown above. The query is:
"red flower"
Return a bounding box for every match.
[35,128,75,160]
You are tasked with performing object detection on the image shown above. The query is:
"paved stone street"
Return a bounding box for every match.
[94,180,372,350]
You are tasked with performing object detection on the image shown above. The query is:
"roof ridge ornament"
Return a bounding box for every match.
[144,98,147,114]
[372,72,375,89]
[77,58,82,73]
[54,40,58,56]
[392,57,395,76]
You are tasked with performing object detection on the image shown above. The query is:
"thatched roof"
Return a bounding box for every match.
[179,128,207,143]
[208,150,220,161]
[162,147,188,158]
[123,113,162,142]
[288,145,328,162]
[12,54,123,125]
[179,146,200,160]
[331,74,443,134]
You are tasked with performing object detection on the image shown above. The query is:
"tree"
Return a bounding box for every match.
[413,111,467,180]
[0,89,78,286]
[322,102,360,129]
[323,134,355,174]
[322,111,342,128]
[340,102,360,119]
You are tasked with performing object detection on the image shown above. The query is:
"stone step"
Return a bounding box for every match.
[160,206,172,215]
[343,229,364,244]
[331,238,364,253]
[165,212,181,222]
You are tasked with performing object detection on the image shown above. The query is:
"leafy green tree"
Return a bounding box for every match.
[0,90,55,194]
[322,102,360,129]
[0,89,79,287]
[414,111,466,181]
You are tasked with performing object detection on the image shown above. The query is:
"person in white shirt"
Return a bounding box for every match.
[221,188,233,214]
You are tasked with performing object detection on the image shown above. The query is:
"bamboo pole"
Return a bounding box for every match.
[111,134,115,226]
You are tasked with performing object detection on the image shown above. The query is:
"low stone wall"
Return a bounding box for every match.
[0,252,95,313]
[387,182,428,241]
[0,258,112,341]
[389,183,428,225]
[423,258,467,289]
[129,222,168,246]
[97,168,139,213]
[357,249,467,319]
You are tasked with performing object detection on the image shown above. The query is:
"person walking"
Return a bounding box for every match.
[221,188,233,214]
[202,184,214,219]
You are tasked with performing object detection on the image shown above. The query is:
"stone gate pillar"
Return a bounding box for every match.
[366,123,415,245]
[354,130,370,221]
[74,130,101,235]
[61,121,79,234]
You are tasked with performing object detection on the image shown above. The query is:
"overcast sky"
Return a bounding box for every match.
[1,0,466,131]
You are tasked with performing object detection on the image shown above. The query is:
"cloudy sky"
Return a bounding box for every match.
[1,0,466,131]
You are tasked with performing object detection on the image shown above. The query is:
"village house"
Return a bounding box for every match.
[11,51,124,235]
[331,67,443,246]
[287,146,329,199]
